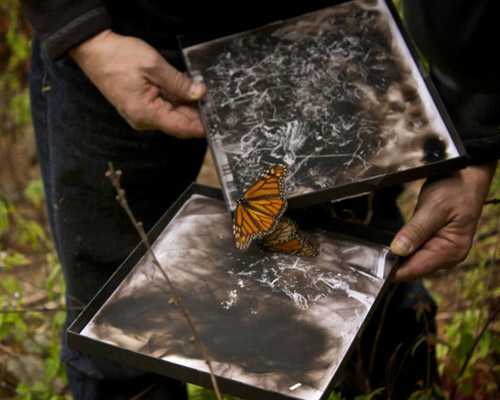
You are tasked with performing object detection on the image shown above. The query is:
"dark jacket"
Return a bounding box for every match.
[20,0,500,163]
[19,1,334,62]
[403,0,500,163]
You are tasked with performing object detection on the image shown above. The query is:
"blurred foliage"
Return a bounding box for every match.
[0,0,32,139]
[436,263,500,399]
[0,191,69,399]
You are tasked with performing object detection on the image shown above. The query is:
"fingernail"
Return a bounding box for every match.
[189,82,205,99]
[391,235,413,256]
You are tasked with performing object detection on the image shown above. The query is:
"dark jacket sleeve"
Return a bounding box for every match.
[20,0,112,62]
[403,0,500,164]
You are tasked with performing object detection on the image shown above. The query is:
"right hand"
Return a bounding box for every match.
[391,161,497,281]
[69,29,207,139]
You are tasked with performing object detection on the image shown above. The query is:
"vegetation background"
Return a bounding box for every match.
[1,1,499,399]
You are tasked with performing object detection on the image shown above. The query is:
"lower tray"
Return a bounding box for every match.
[67,183,398,400]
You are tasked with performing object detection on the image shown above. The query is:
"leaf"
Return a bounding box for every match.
[46,263,61,299]
[44,358,60,381]
[18,219,47,247]
[24,179,45,208]
[9,92,31,126]
[415,306,423,322]
[5,252,29,266]
[478,329,491,359]
[354,387,385,400]
[31,380,47,393]
[51,311,66,334]
[14,317,27,335]
[435,336,453,359]
[0,200,10,233]
[329,391,346,400]
[15,382,30,395]
[1,277,22,295]
[456,332,475,361]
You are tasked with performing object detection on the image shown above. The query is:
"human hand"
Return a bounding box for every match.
[69,29,206,139]
[390,161,497,282]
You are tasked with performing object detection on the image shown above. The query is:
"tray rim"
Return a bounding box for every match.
[67,183,401,400]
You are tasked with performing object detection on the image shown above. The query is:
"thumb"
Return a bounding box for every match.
[390,203,447,257]
[152,59,206,101]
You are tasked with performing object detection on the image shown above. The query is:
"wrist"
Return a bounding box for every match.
[471,159,498,178]
[69,29,114,63]
[466,160,497,197]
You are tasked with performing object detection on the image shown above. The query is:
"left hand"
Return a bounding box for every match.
[391,161,497,282]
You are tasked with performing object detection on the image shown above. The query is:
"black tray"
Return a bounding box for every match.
[180,0,467,211]
[68,183,399,400]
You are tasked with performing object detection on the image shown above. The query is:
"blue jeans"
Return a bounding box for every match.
[29,35,206,399]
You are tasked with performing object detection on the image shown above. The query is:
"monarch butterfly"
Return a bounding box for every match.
[233,164,288,251]
[259,216,318,257]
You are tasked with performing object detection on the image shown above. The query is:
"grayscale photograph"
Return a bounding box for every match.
[79,194,397,400]
[182,0,463,210]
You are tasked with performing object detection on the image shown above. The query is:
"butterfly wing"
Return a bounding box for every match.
[233,164,288,251]
[260,217,318,257]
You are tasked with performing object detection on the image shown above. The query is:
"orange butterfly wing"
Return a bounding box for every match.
[260,217,318,257]
[233,164,288,251]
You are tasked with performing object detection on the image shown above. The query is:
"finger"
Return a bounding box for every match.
[393,239,454,282]
[125,97,205,138]
[152,102,205,138]
[152,60,207,102]
[390,202,449,257]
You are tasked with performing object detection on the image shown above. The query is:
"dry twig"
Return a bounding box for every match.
[105,162,222,400]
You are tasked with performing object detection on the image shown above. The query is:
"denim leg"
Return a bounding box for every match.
[29,36,205,399]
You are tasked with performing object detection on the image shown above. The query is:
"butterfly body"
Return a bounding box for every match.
[233,164,288,251]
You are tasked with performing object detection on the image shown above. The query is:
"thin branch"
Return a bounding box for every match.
[9,277,86,309]
[473,228,499,243]
[484,197,500,206]
[0,306,83,314]
[105,162,222,400]
[0,343,17,357]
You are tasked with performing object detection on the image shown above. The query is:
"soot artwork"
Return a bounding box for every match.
[182,0,462,211]
[80,194,396,400]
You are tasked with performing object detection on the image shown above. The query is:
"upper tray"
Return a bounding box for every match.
[68,183,398,400]
[181,0,467,211]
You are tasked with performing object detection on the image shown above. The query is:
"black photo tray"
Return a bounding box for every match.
[68,183,400,400]
[180,0,467,212]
